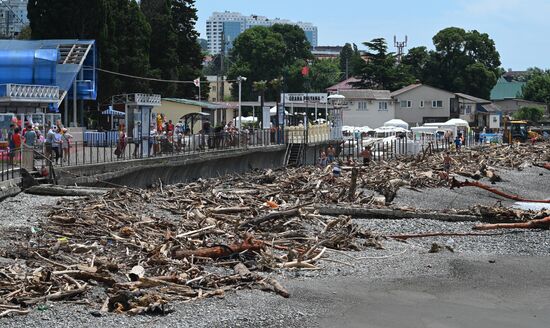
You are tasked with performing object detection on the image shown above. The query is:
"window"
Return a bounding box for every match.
[432,100,443,108]
[420,101,424,108]
[378,102,388,111]
[400,100,412,108]
[357,101,368,111]
[464,105,472,114]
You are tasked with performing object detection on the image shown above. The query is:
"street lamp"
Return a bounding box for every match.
[237,76,247,130]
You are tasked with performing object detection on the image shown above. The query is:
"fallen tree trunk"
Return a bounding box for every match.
[25,184,111,197]
[388,231,508,240]
[315,206,480,222]
[173,235,264,259]
[348,167,359,201]
[239,208,300,228]
[473,216,550,231]
[450,179,550,203]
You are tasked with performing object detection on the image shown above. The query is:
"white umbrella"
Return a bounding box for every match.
[383,119,409,130]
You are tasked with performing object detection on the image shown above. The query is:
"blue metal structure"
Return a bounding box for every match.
[0,40,97,112]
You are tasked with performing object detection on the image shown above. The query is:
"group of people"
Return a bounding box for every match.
[317,144,373,168]
[44,122,73,164]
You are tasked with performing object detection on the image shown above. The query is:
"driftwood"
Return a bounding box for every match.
[473,216,550,231]
[315,206,480,222]
[451,179,550,203]
[240,208,300,227]
[348,167,359,201]
[388,231,508,240]
[21,286,88,306]
[173,235,264,259]
[25,184,111,197]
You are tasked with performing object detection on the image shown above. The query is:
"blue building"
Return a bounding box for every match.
[0,39,97,132]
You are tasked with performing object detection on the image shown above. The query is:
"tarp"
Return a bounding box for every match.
[383,119,409,130]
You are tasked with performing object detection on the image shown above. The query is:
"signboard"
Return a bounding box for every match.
[262,106,271,129]
[283,93,328,104]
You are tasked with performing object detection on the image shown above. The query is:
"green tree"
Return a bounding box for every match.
[513,106,545,122]
[171,0,205,99]
[522,70,550,105]
[16,25,32,40]
[271,24,312,65]
[427,27,501,98]
[141,0,179,97]
[309,59,341,92]
[339,43,363,80]
[401,46,430,83]
[355,38,413,90]
[228,26,286,100]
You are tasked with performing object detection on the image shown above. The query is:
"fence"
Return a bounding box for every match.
[0,147,20,182]
[30,129,285,169]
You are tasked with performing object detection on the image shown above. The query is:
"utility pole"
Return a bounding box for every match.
[219,33,226,102]
[394,35,408,64]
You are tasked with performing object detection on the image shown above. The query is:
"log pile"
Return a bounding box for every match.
[0,143,548,318]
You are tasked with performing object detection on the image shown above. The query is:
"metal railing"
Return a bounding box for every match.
[0,147,21,182]
[31,129,287,168]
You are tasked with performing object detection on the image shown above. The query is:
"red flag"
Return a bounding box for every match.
[301,66,310,76]
[193,78,201,87]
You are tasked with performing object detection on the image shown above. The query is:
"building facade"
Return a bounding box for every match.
[338,89,395,129]
[0,0,28,39]
[391,84,455,127]
[206,11,318,54]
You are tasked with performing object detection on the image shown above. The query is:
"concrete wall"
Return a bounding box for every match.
[0,178,21,201]
[394,85,454,126]
[57,146,287,188]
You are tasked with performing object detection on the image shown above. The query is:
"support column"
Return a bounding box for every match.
[73,79,77,127]
[64,98,69,127]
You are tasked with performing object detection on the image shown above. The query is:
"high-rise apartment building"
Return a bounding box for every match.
[0,0,28,39]
[206,11,318,55]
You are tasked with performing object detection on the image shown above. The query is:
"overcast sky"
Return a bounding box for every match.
[194,0,550,70]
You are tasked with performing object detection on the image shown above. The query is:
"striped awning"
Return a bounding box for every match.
[101,108,125,117]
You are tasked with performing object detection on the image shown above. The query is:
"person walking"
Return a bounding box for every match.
[61,128,73,163]
[327,144,336,163]
[360,146,372,166]
[51,126,62,164]
[10,127,21,165]
[22,124,36,170]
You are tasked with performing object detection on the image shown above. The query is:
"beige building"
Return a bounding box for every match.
[206,76,232,102]
[391,84,454,126]
[338,89,395,128]
[155,98,235,133]
[493,99,548,115]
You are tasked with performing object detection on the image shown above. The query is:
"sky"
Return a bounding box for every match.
[194,0,550,70]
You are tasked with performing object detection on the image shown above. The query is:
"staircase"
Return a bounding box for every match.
[58,44,91,65]
[284,143,305,167]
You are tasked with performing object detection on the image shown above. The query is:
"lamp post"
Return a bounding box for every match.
[237,76,247,130]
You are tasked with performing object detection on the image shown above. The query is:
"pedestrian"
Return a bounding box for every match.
[318,151,328,168]
[116,126,127,158]
[327,144,336,163]
[51,126,62,164]
[61,128,73,162]
[454,136,462,153]
[10,127,21,164]
[44,126,54,161]
[22,124,37,170]
[441,151,456,182]
[360,146,372,166]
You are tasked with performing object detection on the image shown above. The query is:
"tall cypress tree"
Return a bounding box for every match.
[171,0,204,99]
[141,0,179,97]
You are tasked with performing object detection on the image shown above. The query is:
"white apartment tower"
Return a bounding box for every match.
[0,0,28,38]
[206,11,318,55]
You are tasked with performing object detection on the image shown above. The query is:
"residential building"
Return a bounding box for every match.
[490,77,525,101]
[391,84,455,126]
[326,77,361,94]
[206,75,231,102]
[493,99,548,115]
[455,93,502,128]
[338,89,395,128]
[206,11,318,54]
[0,0,28,38]
[312,46,342,60]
